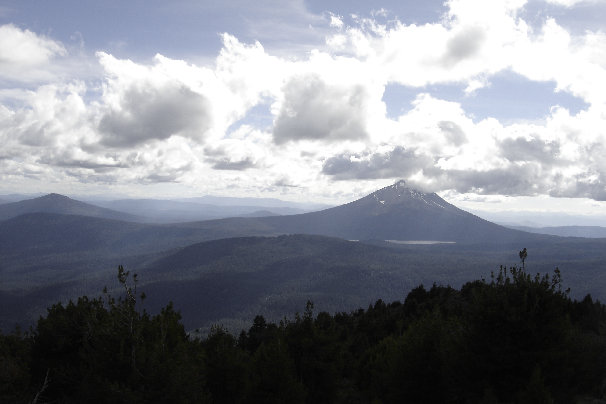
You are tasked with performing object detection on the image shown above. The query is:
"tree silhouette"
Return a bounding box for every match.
[519,248,528,270]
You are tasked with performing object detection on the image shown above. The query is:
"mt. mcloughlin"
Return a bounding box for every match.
[204,180,546,244]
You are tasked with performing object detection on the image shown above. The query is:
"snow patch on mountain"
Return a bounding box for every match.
[368,180,447,210]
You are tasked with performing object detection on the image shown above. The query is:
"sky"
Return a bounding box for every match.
[1,0,606,222]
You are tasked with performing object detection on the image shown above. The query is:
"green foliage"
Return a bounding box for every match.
[29,266,208,403]
[3,263,606,403]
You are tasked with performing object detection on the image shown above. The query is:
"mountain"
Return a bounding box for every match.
[0,193,141,222]
[506,225,606,238]
[177,195,330,211]
[0,181,589,332]
[0,183,554,243]
[193,180,550,244]
[92,198,303,223]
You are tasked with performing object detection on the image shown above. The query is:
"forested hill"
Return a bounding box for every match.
[2,266,606,403]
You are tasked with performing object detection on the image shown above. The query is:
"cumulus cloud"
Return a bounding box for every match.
[37,149,125,172]
[204,144,258,171]
[544,0,586,6]
[211,157,256,170]
[1,1,606,203]
[441,26,486,67]
[273,74,370,143]
[0,24,67,83]
[499,137,560,163]
[143,163,193,183]
[438,121,467,146]
[322,146,432,180]
[98,82,211,147]
[424,163,548,196]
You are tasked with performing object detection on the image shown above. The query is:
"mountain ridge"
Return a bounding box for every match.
[0,193,141,222]
[0,182,555,245]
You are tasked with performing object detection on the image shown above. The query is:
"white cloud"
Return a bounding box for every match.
[322,146,432,180]
[329,13,344,29]
[273,73,370,143]
[98,81,212,147]
[544,0,587,6]
[0,1,606,204]
[0,24,67,83]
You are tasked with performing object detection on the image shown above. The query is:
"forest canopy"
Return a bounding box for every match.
[2,264,606,404]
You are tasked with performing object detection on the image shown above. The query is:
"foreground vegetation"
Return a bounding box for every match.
[2,265,606,403]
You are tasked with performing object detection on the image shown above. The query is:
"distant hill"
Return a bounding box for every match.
[238,210,280,217]
[0,211,263,259]
[0,193,141,222]
[93,198,301,223]
[136,234,606,331]
[506,225,606,238]
[0,193,43,203]
[177,195,330,211]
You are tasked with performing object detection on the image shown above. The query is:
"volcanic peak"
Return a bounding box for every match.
[367,180,448,210]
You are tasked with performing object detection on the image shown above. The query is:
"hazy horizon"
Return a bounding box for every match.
[3,183,606,228]
[1,0,606,217]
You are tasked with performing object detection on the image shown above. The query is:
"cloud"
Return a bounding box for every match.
[1,2,606,204]
[37,149,125,172]
[211,157,256,170]
[273,74,369,143]
[544,0,586,6]
[0,83,91,161]
[442,26,486,67]
[142,163,193,183]
[499,136,560,163]
[551,176,606,201]
[424,163,547,196]
[322,146,432,180]
[438,121,467,146]
[329,13,344,29]
[203,134,266,171]
[0,24,67,83]
[98,82,211,147]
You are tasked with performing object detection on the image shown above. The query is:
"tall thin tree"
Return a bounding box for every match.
[519,248,527,270]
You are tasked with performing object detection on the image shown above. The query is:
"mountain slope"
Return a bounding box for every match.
[192,181,550,244]
[0,193,140,222]
[138,235,458,330]
[506,225,606,238]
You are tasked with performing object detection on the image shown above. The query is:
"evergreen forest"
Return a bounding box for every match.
[2,264,606,404]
